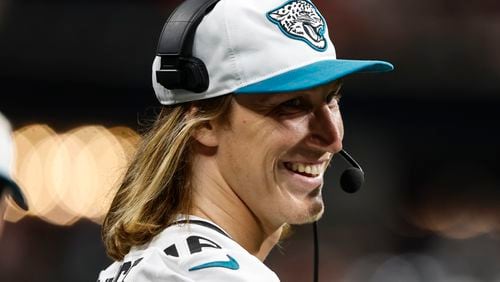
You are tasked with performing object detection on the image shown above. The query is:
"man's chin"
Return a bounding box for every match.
[288,202,324,225]
[308,203,324,222]
[307,192,325,222]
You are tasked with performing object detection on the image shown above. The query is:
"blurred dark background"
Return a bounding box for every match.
[1,0,500,281]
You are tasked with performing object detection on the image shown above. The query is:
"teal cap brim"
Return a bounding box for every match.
[235,59,393,94]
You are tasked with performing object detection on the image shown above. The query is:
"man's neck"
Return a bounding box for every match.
[190,157,283,261]
[191,206,282,261]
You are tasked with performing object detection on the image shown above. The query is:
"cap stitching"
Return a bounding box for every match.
[222,0,243,89]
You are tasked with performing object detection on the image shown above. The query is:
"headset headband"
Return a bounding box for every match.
[155,0,221,93]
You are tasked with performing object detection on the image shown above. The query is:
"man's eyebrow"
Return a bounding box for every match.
[242,82,344,105]
[253,93,301,104]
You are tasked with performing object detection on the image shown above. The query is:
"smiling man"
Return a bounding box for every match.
[98,0,392,281]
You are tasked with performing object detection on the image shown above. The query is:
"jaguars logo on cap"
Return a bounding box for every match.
[267,0,327,51]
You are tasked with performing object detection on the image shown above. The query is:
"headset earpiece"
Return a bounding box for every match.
[156,57,209,93]
[180,57,209,93]
[155,0,220,93]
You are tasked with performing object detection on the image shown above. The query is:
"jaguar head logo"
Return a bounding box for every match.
[267,0,327,51]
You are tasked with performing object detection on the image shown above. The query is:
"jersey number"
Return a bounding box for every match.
[99,257,143,282]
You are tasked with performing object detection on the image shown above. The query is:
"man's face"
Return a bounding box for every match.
[214,81,344,230]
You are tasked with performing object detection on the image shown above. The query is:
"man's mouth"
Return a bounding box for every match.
[284,162,326,177]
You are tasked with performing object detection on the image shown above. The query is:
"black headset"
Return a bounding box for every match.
[155,0,221,93]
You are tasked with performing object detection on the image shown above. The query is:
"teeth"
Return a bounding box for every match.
[298,163,305,173]
[311,165,319,175]
[285,162,325,176]
[305,165,311,174]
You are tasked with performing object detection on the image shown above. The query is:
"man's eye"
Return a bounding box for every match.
[281,98,303,108]
[274,98,308,116]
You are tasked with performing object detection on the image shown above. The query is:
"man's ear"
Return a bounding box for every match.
[189,106,219,147]
[192,120,219,147]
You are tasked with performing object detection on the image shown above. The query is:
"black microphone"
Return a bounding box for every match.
[338,149,364,193]
[312,149,365,282]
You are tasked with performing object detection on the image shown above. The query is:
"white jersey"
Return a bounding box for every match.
[98,216,280,282]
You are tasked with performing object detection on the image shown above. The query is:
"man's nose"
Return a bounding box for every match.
[307,105,343,153]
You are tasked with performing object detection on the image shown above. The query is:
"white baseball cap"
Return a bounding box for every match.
[0,113,28,210]
[153,0,393,105]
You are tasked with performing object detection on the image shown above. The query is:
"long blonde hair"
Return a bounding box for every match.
[102,95,233,261]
